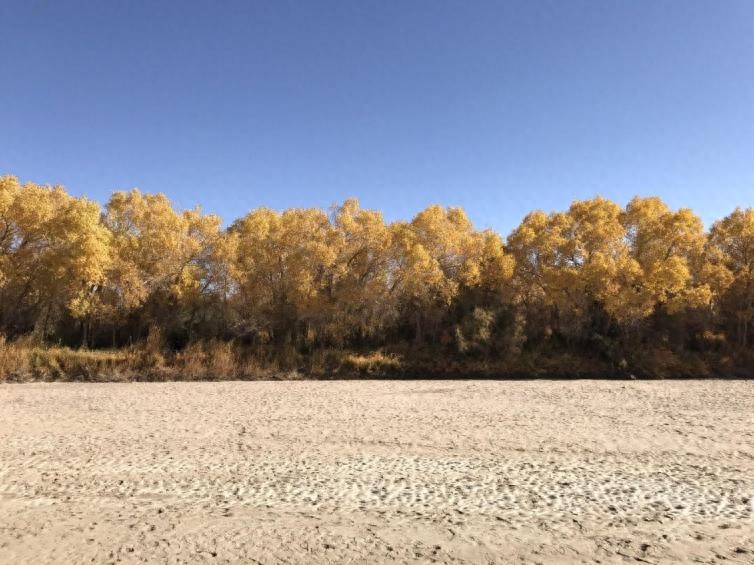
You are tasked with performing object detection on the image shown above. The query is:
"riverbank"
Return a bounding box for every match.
[2,380,752,563]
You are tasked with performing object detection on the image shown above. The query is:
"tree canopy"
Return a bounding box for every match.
[1,174,752,376]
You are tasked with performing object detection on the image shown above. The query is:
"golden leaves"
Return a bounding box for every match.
[0,173,750,351]
[0,176,111,322]
[508,196,712,326]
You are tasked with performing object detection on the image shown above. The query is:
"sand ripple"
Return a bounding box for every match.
[1,380,753,563]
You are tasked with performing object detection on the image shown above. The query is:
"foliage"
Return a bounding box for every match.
[1,173,753,379]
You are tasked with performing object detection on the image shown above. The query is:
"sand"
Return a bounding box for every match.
[0,380,752,564]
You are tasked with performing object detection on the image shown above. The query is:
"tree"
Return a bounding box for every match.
[707,208,754,346]
[327,199,394,344]
[507,197,630,344]
[102,189,224,345]
[390,205,513,345]
[621,197,711,319]
[0,176,110,342]
[230,207,337,346]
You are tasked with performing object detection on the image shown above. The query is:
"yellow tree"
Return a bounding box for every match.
[707,208,754,346]
[508,195,713,355]
[230,207,337,345]
[0,176,110,341]
[507,197,631,342]
[506,209,563,324]
[102,189,225,344]
[620,197,711,320]
[0,177,55,333]
[327,199,394,343]
[48,193,112,345]
[455,229,516,354]
[390,207,466,343]
[390,205,513,344]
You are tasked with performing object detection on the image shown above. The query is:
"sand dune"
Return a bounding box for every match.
[1,380,752,564]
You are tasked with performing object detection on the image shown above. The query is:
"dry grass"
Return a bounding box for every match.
[0,337,132,382]
[175,341,238,380]
[342,351,402,374]
[0,338,406,382]
[0,336,296,382]
[0,333,732,382]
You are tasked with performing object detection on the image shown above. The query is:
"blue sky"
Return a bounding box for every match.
[2,1,753,234]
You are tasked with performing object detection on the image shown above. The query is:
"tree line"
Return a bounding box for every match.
[1,174,753,376]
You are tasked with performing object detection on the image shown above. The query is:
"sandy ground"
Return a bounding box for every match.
[0,381,753,564]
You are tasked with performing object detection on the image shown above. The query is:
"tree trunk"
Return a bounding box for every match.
[414,311,422,344]
[81,319,89,349]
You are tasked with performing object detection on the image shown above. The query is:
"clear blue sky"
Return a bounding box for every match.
[2,1,753,234]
